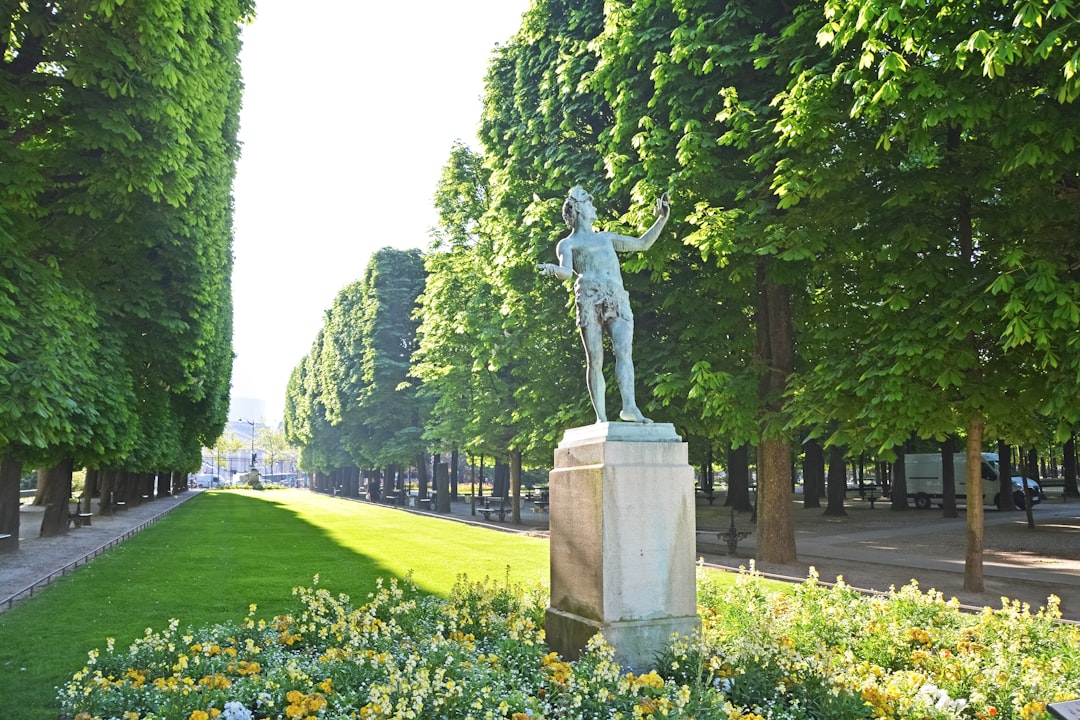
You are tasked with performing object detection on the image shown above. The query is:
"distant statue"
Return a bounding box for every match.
[539,186,670,424]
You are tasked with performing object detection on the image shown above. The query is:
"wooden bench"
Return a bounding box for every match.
[862,485,883,508]
[532,500,549,512]
[698,490,718,505]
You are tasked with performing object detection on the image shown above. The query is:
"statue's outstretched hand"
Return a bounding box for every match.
[656,191,671,219]
[538,263,563,277]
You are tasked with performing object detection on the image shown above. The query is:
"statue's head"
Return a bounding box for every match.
[562,186,594,229]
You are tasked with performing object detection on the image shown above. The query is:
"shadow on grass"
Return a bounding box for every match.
[0,489,548,720]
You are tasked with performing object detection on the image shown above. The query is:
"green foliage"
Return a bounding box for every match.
[775,0,1080,448]
[286,249,427,474]
[1,0,249,474]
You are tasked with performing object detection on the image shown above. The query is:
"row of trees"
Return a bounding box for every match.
[1,1,252,543]
[285,0,1080,591]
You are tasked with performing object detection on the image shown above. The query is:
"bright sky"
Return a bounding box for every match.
[230,1,531,424]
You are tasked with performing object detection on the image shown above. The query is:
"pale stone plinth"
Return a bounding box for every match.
[545,422,698,670]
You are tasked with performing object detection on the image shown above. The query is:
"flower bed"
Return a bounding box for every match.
[59,568,1080,719]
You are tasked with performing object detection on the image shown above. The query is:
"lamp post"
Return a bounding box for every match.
[237,418,256,472]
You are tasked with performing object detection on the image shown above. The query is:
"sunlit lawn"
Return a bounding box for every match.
[0,489,556,720]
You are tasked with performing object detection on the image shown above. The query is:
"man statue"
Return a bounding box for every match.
[539,186,671,424]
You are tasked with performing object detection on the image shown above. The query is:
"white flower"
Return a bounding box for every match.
[222,700,254,720]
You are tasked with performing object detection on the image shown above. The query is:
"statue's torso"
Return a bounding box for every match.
[569,232,623,287]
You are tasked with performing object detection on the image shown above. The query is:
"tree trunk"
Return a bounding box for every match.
[494,461,510,499]
[1064,435,1079,498]
[436,462,451,513]
[98,469,115,515]
[0,457,22,551]
[963,417,985,592]
[1021,447,1037,529]
[754,258,796,564]
[39,458,74,537]
[509,448,522,524]
[823,445,848,516]
[115,470,131,508]
[82,468,99,515]
[156,471,171,497]
[941,436,958,519]
[997,440,1016,511]
[758,437,795,562]
[33,467,47,505]
[450,449,460,499]
[802,438,823,509]
[418,452,430,500]
[725,444,753,511]
[891,445,908,511]
[469,455,477,515]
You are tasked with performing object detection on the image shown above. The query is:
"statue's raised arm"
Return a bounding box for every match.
[538,186,671,424]
[609,191,670,253]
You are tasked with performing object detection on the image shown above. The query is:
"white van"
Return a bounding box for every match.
[191,474,219,489]
[905,452,1043,510]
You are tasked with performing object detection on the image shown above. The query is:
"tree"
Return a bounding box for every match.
[255,426,295,478]
[775,0,1080,590]
[588,0,825,562]
[352,249,428,471]
[1,0,248,536]
[212,431,244,474]
[288,250,428,488]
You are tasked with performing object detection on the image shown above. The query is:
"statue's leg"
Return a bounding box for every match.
[610,318,651,423]
[580,324,607,423]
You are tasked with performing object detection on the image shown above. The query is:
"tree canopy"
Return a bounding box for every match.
[1,1,250,481]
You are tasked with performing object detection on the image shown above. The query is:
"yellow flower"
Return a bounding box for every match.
[1019,700,1047,720]
[189,711,209,720]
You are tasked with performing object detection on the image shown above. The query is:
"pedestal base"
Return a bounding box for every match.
[546,422,698,670]
[545,607,699,670]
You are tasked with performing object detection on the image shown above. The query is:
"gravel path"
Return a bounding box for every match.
[697,493,1080,619]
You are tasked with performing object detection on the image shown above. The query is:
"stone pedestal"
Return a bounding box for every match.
[545,422,698,670]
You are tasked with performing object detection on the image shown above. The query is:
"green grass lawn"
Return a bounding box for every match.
[0,489,552,720]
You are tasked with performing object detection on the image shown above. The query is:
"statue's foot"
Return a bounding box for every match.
[619,407,652,424]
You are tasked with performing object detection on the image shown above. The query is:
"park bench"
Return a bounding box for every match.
[862,485,883,509]
[478,506,509,521]
[477,496,509,521]
[68,510,93,527]
[698,489,717,505]
[532,499,549,512]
